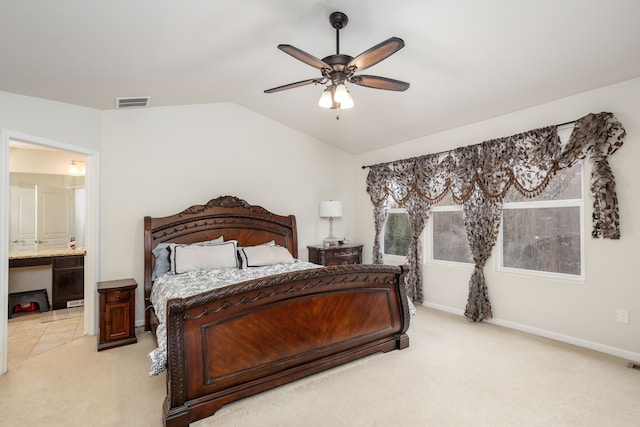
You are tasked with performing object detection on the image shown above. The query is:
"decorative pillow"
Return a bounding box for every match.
[152,236,223,279]
[151,243,172,281]
[238,245,294,269]
[236,240,275,268]
[171,240,238,274]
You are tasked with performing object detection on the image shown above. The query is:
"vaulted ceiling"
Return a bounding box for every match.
[1,0,639,154]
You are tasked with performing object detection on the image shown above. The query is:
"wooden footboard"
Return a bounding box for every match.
[162,264,409,427]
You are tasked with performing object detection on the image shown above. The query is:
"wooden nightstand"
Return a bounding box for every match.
[308,244,363,266]
[97,278,137,351]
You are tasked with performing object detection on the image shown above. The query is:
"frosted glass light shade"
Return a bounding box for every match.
[340,92,354,109]
[333,83,349,103]
[318,89,333,108]
[319,200,343,218]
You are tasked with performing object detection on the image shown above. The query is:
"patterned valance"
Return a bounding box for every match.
[365,112,625,321]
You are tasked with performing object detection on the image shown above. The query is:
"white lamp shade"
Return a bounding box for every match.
[319,200,343,218]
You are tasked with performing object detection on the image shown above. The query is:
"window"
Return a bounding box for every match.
[499,161,583,278]
[428,162,584,276]
[388,124,584,277]
[430,194,473,265]
[383,201,411,258]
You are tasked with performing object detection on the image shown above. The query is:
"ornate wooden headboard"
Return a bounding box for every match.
[143,195,298,330]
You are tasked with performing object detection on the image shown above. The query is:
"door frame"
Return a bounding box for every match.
[0,129,100,375]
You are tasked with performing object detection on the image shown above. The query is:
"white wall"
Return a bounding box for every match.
[0,91,102,373]
[0,91,102,150]
[101,102,355,325]
[354,77,640,360]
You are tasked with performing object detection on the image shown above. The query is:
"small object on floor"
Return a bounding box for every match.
[8,289,50,318]
[14,302,39,313]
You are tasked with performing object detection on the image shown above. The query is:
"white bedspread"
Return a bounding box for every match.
[148,260,320,376]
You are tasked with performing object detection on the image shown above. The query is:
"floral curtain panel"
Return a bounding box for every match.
[366,112,625,320]
[462,190,502,321]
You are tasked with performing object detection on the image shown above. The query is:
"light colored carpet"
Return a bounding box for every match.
[1,306,638,427]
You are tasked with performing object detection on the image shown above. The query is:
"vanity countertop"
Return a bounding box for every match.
[9,248,86,260]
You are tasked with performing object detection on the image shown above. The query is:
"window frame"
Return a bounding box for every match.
[382,206,411,262]
[495,123,585,281]
[428,204,474,267]
[496,184,585,281]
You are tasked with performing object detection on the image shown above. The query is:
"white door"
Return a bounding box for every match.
[9,186,36,251]
[37,186,75,249]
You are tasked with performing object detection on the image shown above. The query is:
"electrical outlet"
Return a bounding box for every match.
[617,309,630,324]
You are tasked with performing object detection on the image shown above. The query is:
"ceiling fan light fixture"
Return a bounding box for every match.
[333,83,349,103]
[318,87,334,108]
[340,91,354,109]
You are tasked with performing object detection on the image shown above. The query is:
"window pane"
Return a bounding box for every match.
[432,211,473,263]
[502,206,581,275]
[384,212,411,256]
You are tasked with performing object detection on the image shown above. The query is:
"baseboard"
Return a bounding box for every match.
[422,302,640,363]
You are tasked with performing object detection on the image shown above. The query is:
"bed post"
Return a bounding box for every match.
[144,216,153,331]
[396,264,411,350]
[164,299,189,427]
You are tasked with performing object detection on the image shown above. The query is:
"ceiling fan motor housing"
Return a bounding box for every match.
[322,54,353,72]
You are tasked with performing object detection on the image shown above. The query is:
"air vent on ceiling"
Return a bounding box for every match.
[115,96,150,109]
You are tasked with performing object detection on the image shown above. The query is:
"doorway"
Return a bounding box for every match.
[1,130,98,375]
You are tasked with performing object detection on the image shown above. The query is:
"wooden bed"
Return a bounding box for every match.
[144,195,410,427]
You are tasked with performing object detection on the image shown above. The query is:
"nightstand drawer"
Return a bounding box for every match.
[328,248,360,258]
[106,291,130,303]
[308,244,363,266]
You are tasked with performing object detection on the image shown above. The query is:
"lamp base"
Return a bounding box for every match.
[323,238,341,247]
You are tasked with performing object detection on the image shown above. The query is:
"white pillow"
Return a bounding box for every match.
[153,236,224,279]
[236,240,275,268]
[172,241,238,274]
[239,245,294,269]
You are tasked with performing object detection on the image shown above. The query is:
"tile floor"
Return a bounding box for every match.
[7,307,84,370]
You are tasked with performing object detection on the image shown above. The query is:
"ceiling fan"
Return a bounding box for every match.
[264,11,410,110]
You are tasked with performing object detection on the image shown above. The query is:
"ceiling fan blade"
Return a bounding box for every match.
[264,78,324,94]
[278,44,330,70]
[349,75,410,91]
[348,37,405,72]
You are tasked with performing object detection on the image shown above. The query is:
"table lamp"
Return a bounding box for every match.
[319,200,343,246]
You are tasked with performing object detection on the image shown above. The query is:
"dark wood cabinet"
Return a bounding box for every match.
[97,278,137,351]
[9,252,86,311]
[52,255,84,310]
[308,244,363,266]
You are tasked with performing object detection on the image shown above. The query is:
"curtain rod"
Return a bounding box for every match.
[361,119,578,170]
